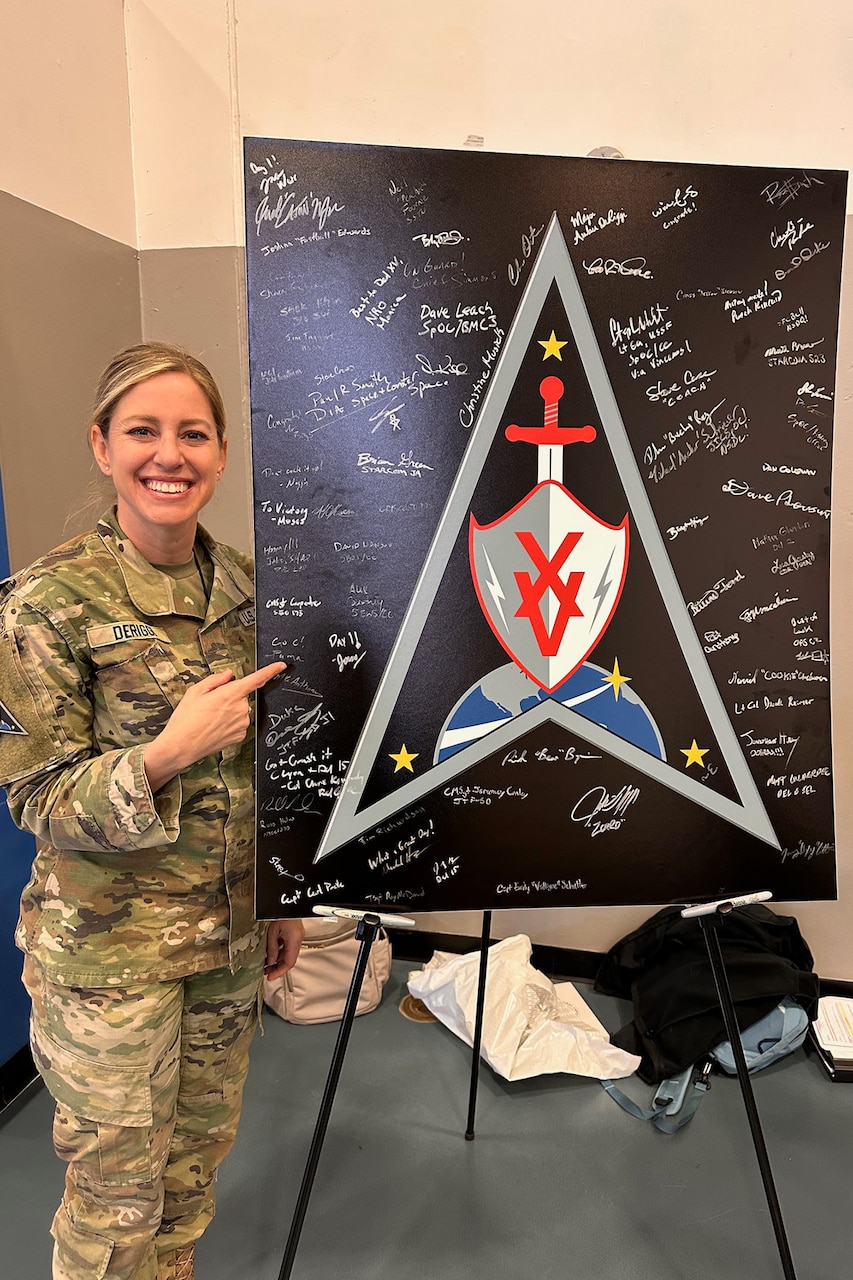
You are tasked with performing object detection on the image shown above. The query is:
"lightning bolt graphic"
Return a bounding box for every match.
[588,547,616,634]
[482,546,509,630]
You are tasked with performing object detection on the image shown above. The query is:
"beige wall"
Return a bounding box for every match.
[0,0,135,244]
[0,1,141,568]
[0,193,141,570]
[2,0,852,971]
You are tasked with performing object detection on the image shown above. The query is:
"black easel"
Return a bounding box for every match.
[465,910,492,1140]
[465,898,798,1279]
[277,909,412,1280]
[686,897,798,1280]
[280,897,799,1279]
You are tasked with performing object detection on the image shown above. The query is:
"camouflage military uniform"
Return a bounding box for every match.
[0,510,268,1279]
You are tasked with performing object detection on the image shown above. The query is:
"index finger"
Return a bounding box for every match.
[234,661,288,693]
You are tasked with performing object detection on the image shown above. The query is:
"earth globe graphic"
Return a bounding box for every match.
[434,660,665,764]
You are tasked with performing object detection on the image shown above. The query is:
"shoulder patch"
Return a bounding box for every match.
[0,700,27,736]
[87,622,165,649]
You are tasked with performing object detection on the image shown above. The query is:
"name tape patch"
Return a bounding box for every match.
[86,622,165,649]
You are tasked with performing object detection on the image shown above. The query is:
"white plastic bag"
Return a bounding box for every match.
[408,934,640,1081]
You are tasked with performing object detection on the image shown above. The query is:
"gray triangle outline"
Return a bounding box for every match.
[314,214,779,861]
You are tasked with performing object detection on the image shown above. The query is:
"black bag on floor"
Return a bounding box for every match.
[594,904,819,1084]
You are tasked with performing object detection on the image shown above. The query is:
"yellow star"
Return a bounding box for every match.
[603,658,631,700]
[681,740,710,768]
[538,330,568,360]
[390,744,419,773]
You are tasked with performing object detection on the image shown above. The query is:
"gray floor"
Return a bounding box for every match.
[2,958,852,1279]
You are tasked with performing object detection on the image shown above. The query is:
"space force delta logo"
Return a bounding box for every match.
[314,214,779,862]
[0,701,26,736]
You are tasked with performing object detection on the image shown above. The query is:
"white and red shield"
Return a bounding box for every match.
[470,480,629,692]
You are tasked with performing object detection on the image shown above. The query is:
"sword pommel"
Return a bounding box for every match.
[505,377,597,447]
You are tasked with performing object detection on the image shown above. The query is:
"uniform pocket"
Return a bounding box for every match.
[89,637,198,746]
[222,998,259,1100]
[51,1204,115,1280]
[180,978,260,1103]
[32,1021,155,1186]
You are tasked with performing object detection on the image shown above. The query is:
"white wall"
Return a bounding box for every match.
[125,0,853,251]
[125,0,241,249]
[8,1,850,252]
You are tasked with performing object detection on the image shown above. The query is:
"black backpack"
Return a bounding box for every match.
[594,904,819,1085]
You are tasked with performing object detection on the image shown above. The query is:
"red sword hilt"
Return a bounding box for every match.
[505,376,597,447]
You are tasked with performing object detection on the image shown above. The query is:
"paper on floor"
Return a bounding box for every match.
[408,934,640,1081]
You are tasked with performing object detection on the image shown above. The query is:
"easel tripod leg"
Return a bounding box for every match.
[465,909,492,1140]
[278,914,381,1280]
[699,913,798,1280]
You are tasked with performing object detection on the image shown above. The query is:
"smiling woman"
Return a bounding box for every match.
[89,346,228,564]
[0,343,304,1280]
[90,371,226,563]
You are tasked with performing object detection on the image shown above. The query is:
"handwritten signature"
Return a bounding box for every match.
[583,256,653,280]
[415,353,468,378]
[571,784,640,836]
[412,230,465,247]
[508,223,546,286]
[369,401,404,433]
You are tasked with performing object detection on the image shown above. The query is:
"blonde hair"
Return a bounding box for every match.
[91,342,227,444]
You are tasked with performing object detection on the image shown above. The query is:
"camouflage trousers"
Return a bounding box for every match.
[23,956,262,1280]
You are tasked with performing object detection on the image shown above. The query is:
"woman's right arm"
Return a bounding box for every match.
[141,663,286,791]
[0,602,183,852]
[0,600,283,852]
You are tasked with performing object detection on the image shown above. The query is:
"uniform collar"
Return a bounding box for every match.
[96,508,253,621]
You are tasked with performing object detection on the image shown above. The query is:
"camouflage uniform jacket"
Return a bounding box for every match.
[0,509,266,986]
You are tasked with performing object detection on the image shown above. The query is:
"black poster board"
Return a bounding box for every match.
[244,138,846,918]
